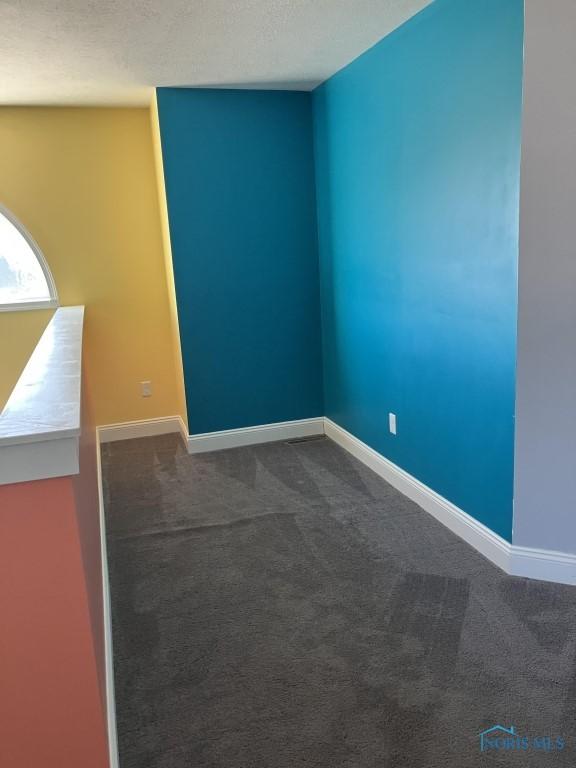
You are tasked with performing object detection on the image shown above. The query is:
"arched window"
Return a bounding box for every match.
[0,204,58,311]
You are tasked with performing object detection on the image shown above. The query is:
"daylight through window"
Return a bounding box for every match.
[0,206,57,309]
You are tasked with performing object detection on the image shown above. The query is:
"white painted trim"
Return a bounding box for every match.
[94,414,576,586]
[0,307,84,485]
[0,298,58,313]
[0,307,83,445]
[98,415,187,444]
[96,433,120,768]
[324,418,576,586]
[510,546,576,586]
[186,417,325,454]
[324,418,512,573]
[0,435,79,485]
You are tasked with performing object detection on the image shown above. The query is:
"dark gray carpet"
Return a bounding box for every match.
[102,434,576,768]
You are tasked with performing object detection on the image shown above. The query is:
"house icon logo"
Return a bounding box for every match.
[479,725,516,751]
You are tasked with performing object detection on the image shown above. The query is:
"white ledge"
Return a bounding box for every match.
[0,306,84,485]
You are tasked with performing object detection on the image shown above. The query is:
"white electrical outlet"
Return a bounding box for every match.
[389,412,397,435]
[141,381,152,398]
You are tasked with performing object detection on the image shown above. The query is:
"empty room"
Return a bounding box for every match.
[1,1,575,766]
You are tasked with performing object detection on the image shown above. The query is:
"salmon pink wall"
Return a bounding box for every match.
[0,455,108,766]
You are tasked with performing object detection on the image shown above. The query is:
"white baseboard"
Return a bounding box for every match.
[324,418,512,574]
[510,545,576,586]
[94,413,576,587]
[96,434,120,768]
[186,417,325,454]
[324,418,576,586]
[98,416,187,444]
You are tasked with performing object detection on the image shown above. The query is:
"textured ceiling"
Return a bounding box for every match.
[1,0,432,106]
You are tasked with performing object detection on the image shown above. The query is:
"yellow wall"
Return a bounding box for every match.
[0,107,186,426]
[150,95,188,426]
[0,310,53,411]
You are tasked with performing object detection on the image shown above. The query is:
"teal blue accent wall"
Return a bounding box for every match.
[313,0,523,539]
[157,88,323,434]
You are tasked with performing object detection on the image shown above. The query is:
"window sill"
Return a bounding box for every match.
[0,299,59,313]
[0,306,84,485]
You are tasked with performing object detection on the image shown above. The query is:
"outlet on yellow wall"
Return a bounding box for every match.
[0,107,187,428]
